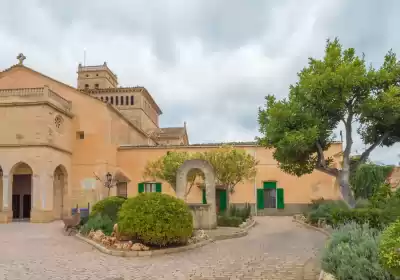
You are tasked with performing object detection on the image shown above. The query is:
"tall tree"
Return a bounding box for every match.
[257,38,400,206]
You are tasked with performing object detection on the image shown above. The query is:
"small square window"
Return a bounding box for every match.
[84,84,89,89]
[96,74,99,77]
[76,131,85,140]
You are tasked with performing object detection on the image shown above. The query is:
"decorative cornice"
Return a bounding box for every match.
[118,141,259,150]
[0,143,72,155]
[0,101,73,118]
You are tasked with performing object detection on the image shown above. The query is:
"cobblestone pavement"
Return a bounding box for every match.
[0,217,326,280]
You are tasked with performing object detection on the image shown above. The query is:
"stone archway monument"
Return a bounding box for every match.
[176,159,217,229]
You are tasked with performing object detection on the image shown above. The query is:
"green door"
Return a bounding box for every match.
[257,189,264,209]
[202,189,207,204]
[219,189,227,212]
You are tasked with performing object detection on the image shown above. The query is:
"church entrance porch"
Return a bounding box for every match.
[11,163,33,221]
[12,174,32,220]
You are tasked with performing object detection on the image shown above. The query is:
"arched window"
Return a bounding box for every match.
[116,96,119,105]
[125,96,129,105]
[105,96,109,102]
[110,96,114,104]
[120,96,124,105]
[130,95,134,105]
[100,96,104,101]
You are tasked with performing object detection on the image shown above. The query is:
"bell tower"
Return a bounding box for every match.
[77,62,118,90]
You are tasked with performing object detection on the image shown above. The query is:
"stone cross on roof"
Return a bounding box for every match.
[16,53,26,65]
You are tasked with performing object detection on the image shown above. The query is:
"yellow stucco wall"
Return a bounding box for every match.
[116,143,343,206]
[0,63,344,223]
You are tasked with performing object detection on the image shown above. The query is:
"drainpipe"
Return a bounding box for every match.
[253,148,258,216]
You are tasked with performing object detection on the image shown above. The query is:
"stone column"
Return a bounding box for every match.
[30,172,54,223]
[2,175,10,211]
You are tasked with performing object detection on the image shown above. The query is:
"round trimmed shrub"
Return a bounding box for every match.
[117,193,193,246]
[90,196,126,223]
[379,219,400,276]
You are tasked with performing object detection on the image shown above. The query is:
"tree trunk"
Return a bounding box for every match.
[338,170,356,207]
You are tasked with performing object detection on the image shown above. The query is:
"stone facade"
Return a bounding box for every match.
[0,54,344,223]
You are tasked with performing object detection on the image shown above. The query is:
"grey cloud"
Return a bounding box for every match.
[0,0,399,163]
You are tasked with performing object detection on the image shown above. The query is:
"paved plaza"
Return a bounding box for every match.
[0,217,326,280]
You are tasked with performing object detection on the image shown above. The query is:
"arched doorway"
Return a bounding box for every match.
[53,165,67,219]
[176,159,217,229]
[10,162,33,221]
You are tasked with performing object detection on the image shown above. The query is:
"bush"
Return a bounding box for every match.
[227,203,252,221]
[381,195,400,224]
[117,193,193,247]
[330,208,390,230]
[370,183,393,208]
[306,199,348,226]
[321,222,396,280]
[217,214,243,227]
[379,219,400,276]
[90,196,126,223]
[80,214,114,236]
[355,198,371,209]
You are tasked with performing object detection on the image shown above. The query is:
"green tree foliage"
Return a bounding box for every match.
[143,151,202,199]
[198,145,258,193]
[257,38,400,206]
[351,164,394,199]
[143,146,258,199]
[117,193,193,246]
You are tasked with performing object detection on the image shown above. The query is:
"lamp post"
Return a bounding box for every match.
[104,172,117,197]
[94,171,118,197]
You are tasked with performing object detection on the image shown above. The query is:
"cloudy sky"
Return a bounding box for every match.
[0,0,399,164]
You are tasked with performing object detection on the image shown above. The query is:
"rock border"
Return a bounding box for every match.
[76,233,213,257]
[76,217,256,258]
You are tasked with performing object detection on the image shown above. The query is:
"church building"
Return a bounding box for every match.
[0,54,342,223]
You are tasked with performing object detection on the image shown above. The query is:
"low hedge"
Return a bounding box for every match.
[306,199,348,226]
[330,208,391,230]
[217,215,243,227]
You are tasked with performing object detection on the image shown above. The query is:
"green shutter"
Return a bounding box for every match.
[138,182,144,193]
[202,189,207,204]
[257,189,264,209]
[155,182,162,193]
[277,188,284,209]
[263,181,277,189]
[219,189,227,212]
